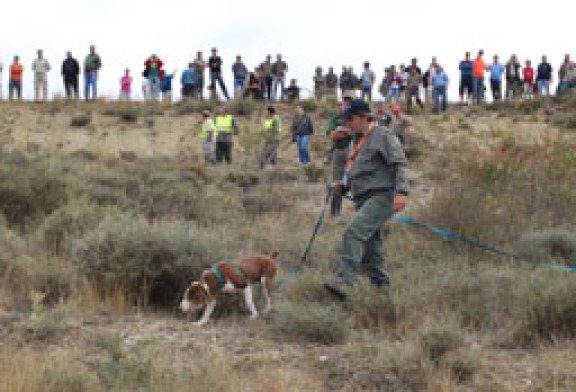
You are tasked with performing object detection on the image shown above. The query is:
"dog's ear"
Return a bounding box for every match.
[189,283,208,305]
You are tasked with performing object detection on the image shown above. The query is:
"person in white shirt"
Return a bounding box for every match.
[31,49,51,101]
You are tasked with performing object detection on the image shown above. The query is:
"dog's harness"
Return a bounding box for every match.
[212,262,248,289]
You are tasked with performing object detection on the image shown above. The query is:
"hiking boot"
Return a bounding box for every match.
[324,280,353,301]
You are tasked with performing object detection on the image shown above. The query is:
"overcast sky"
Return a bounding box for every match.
[0,0,573,101]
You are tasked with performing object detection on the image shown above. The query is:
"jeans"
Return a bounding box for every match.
[84,71,98,100]
[296,134,311,164]
[473,77,484,104]
[433,86,447,112]
[233,78,245,96]
[537,80,550,96]
[338,191,394,287]
[9,79,22,100]
[490,79,502,101]
[361,86,372,102]
[210,72,229,100]
[148,76,161,101]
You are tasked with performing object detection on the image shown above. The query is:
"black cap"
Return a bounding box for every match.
[343,99,371,119]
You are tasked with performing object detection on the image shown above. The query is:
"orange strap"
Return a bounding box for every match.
[346,123,375,172]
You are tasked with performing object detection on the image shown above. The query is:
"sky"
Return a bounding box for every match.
[0,0,573,101]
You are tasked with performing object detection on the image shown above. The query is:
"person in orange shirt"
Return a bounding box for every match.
[9,56,24,101]
[472,50,486,104]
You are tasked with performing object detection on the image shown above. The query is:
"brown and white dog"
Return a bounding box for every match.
[179,254,278,326]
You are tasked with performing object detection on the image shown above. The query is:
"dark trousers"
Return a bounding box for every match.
[490,79,502,101]
[182,84,195,98]
[210,73,229,100]
[406,87,423,111]
[64,76,79,99]
[263,76,273,100]
[215,141,233,164]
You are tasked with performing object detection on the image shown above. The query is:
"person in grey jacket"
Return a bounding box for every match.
[324,99,409,300]
[290,105,314,164]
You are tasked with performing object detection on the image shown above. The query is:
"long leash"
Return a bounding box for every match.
[273,189,333,291]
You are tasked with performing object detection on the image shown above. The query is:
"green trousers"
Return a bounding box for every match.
[338,191,394,287]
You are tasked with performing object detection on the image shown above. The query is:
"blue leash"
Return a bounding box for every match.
[393,215,576,273]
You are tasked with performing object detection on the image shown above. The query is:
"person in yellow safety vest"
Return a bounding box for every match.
[259,106,281,169]
[200,110,216,164]
[214,106,238,164]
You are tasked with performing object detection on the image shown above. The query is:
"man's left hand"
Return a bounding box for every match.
[393,193,407,212]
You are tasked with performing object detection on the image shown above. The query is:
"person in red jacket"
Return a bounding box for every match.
[522,59,534,100]
[144,54,163,101]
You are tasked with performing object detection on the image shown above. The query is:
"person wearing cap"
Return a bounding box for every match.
[200,110,216,164]
[291,104,314,165]
[214,106,238,164]
[406,67,424,112]
[259,106,281,169]
[324,98,409,300]
[313,66,326,100]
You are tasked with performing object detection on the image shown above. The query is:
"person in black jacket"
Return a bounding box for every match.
[291,105,314,165]
[62,51,80,99]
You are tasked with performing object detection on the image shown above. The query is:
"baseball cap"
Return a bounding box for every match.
[343,99,371,119]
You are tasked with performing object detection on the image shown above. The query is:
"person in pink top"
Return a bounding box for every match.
[522,60,535,100]
[119,68,132,101]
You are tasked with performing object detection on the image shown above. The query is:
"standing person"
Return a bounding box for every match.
[272,54,288,101]
[386,67,401,103]
[373,101,392,127]
[8,56,23,101]
[61,51,80,99]
[214,106,237,164]
[339,66,354,98]
[324,99,409,299]
[399,64,409,101]
[390,104,411,146]
[181,63,196,99]
[432,65,449,113]
[290,104,314,165]
[32,49,51,101]
[536,55,553,96]
[144,54,163,101]
[193,51,206,99]
[285,78,300,103]
[200,110,216,164]
[84,45,101,101]
[208,48,229,100]
[425,56,439,106]
[231,55,248,97]
[119,68,132,101]
[472,50,486,104]
[360,61,376,102]
[505,54,522,99]
[259,106,281,169]
[313,66,326,100]
[260,54,274,101]
[325,66,339,99]
[406,67,424,112]
[161,69,176,103]
[243,70,262,100]
[487,54,505,102]
[557,54,571,93]
[458,52,474,104]
[523,60,535,100]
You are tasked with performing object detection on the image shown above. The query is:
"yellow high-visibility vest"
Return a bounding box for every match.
[214,115,234,135]
[263,116,281,134]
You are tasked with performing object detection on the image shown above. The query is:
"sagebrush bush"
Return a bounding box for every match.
[36,201,118,256]
[349,282,397,330]
[103,106,140,123]
[517,229,576,264]
[227,99,255,116]
[0,163,68,231]
[279,274,334,305]
[267,300,349,344]
[298,99,318,112]
[419,323,463,362]
[71,214,208,307]
[70,114,91,127]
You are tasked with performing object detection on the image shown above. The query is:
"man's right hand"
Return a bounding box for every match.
[330,126,351,141]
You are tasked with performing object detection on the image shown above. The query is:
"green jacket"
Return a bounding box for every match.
[348,126,409,200]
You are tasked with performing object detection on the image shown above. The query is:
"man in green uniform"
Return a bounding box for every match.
[259,106,281,169]
[324,99,409,300]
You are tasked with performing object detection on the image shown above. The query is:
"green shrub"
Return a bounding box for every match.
[298,99,318,112]
[70,114,91,127]
[279,274,334,305]
[0,164,68,230]
[241,187,291,216]
[71,214,208,307]
[174,100,217,115]
[267,300,349,344]
[227,99,255,116]
[518,229,576,264]
[441,353,480,383]
[36,201,117,256]
[104,106,140,123]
